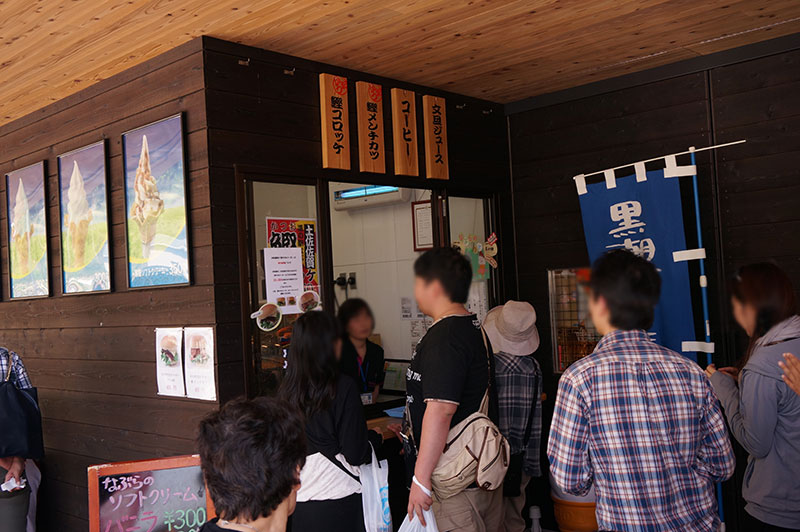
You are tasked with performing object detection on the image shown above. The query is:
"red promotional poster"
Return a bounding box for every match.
[266,217,320,295]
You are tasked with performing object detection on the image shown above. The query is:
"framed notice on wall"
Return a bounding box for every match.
[412,201,434,251]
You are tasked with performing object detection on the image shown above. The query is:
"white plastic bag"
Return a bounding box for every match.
[361,444,392,532]
[398,509,439,532]
[397,480,439,532]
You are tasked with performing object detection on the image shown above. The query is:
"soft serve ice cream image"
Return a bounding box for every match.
[65,160,93,267]
[130,135,165,260]
[11,178,33,274]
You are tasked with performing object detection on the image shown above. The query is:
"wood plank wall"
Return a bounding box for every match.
[508,47,800,531]
[0,39,217,530]
[201,36,512,400]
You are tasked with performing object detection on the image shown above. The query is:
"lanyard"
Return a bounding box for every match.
[357,356,369,390]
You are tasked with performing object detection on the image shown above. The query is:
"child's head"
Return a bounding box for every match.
[413,246,472,315]
[587,250,661,335]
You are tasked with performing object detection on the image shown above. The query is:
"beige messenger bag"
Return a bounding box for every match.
[428,329,510,500]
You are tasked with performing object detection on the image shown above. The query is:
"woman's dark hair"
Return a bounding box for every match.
[196,397,306,521]
[730,262,797,368]
[414,246,472,304]
[338,298,375,337]
[279,310,340,418]
[588,250,661,330]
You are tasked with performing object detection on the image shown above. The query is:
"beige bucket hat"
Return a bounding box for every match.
[483,300,539,356]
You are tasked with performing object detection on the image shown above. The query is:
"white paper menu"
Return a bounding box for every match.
[183,327,216,401]
[155,328,185,397]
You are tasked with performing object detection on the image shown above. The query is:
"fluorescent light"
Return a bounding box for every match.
[336,185,400,200]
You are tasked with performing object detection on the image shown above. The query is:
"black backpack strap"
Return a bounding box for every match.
[521,369,539,448]
[320,451,360,483]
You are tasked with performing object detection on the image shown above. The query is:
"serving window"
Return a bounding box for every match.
[236,169,503,399]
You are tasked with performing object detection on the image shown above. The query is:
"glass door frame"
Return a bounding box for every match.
[234,164,502,397]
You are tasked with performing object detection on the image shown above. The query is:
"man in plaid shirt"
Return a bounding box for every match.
[0,347,33,390]
[548,250,735,532]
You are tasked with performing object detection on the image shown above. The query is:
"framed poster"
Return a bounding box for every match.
[58,141,111,294]
[6,162,49,299]
[412,200,434,251]
[122,114,190,288]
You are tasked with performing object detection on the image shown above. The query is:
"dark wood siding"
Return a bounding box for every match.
[0,39,215,531]
[508,46,800,531]
[201,36,512,401]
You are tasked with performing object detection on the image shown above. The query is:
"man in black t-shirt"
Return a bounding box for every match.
[404,247,502,532]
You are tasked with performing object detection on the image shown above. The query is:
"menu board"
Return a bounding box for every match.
[88,455,214,532]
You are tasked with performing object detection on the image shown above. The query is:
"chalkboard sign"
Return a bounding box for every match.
[88,455,215,532]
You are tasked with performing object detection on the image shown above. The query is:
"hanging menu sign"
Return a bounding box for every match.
[319,73,350,169]
[423,95,449,180]
[356,81,385,174]
[391,88,419,176]
[88,455,214,532]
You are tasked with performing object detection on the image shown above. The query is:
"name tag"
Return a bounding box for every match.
[360,393,373,405]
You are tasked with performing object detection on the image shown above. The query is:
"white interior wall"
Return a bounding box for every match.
[331,186,430,360]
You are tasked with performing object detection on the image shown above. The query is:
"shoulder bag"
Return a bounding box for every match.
[0,353,44,460]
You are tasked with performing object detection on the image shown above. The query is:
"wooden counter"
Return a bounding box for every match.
[367,416,401,440]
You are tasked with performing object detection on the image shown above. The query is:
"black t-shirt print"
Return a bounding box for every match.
[405,314,489,446]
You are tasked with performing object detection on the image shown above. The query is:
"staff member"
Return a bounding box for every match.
[338,299,385,405]
[0,348,33,532]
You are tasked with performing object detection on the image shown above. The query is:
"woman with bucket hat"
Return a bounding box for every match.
[483,300,542,532]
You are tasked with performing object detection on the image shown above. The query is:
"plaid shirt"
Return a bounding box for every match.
[0,348,32,390]
[494,352,542,476]
[547,330,734,532]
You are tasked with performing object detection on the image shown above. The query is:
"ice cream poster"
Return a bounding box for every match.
[6,162,49,298]
[184,327,216,401]
[155,328,185,397]
[123,115,190,288]
[58,141,111,294]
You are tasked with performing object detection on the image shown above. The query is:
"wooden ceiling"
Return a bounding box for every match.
[1,0,799,127]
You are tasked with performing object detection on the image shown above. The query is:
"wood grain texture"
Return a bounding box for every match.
[390,89,419,176]
[508,48,800,532]
[422,95,449,180]
[0,0,799,127]
[0,43,216,529]
[356,81,386,174]
[319,73,351,169]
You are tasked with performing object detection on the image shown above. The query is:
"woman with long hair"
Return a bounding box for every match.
[338,298,385,405]
[706,263,800,531]
[279,311,381,532]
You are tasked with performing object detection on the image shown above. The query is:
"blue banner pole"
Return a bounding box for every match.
[689,148,724,523]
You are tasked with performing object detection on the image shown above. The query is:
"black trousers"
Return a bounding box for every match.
[742,511,800,532]
[290,493,366,532]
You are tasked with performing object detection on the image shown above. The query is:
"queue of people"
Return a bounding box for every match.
[3,246,800,532]
[193,246,800,532]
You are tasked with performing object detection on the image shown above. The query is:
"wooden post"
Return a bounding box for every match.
[422,95,449,180]
[356,81,386,173]
[390,88,418,176]
[319,73,350,170]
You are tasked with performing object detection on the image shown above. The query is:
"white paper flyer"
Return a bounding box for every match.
[184,327,216,401]
[264,247,305,315]
[155,328,185,397]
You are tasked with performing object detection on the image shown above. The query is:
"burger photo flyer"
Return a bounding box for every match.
[155,328,185,397]
[184,327,216,401]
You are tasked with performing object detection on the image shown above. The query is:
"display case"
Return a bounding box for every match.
[548,268,602,373]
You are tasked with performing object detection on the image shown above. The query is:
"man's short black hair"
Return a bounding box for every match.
[197,397,306,521]
[589,250,661,330]
[414,246,472,304]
